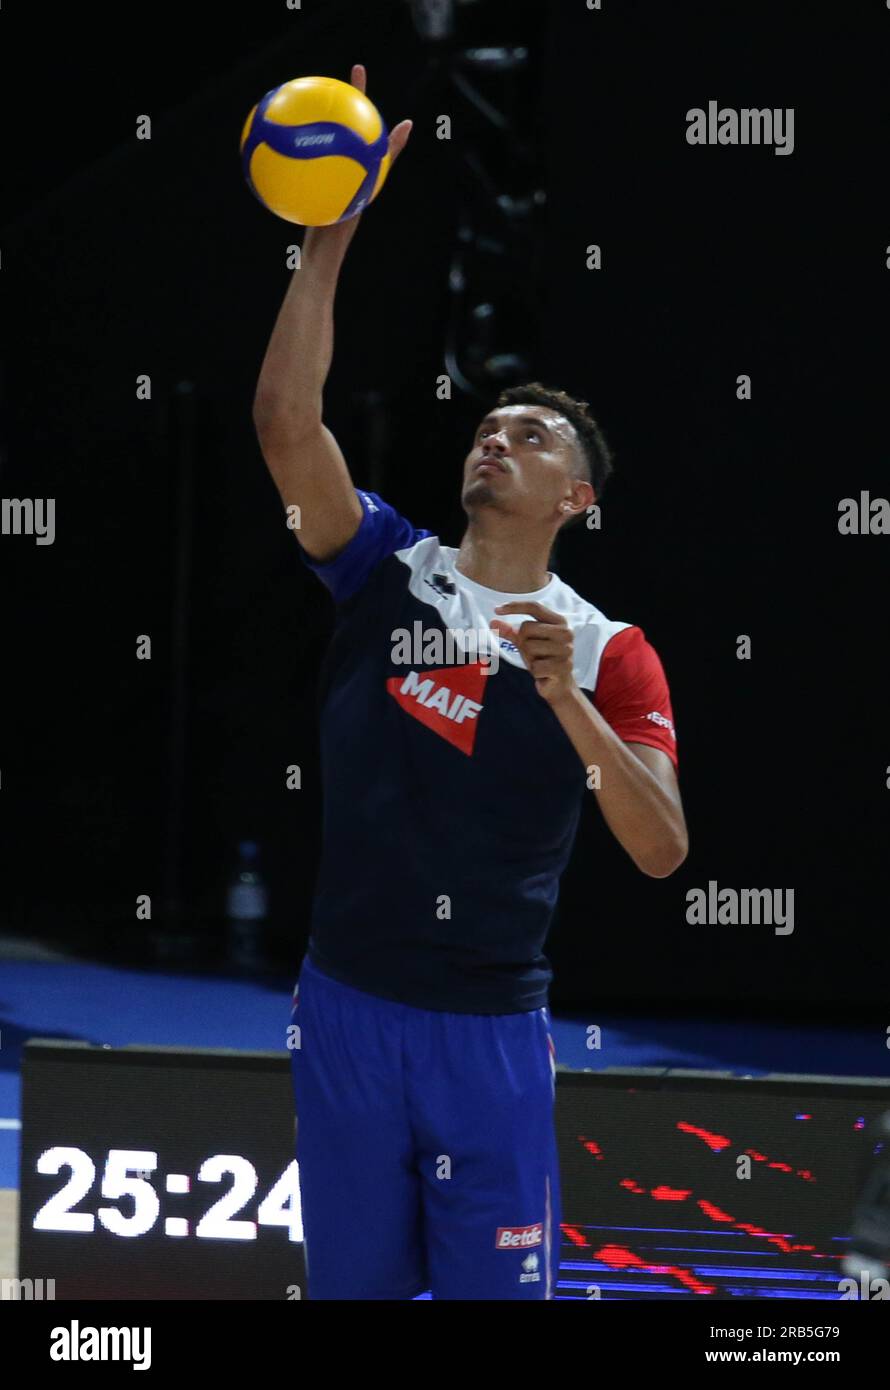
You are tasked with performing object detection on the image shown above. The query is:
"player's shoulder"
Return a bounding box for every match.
[393,529,461,583]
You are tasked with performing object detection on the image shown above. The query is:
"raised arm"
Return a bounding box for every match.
[252,64,411,563]
[253,219,363,562]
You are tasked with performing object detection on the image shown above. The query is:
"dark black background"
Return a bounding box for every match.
[2,0,887,1014]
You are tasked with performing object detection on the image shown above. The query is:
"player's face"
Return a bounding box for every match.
[461,405,581,522]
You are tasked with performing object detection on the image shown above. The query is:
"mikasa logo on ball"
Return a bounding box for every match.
[293,133,336,147]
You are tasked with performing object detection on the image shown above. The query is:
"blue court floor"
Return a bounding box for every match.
[1,954,887,1189]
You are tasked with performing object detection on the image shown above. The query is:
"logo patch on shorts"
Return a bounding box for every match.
[496,1223,543,1249]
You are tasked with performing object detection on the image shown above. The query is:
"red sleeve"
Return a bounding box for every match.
[591,626,679,769]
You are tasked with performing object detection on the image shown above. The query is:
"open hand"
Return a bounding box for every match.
[350,64,413,165]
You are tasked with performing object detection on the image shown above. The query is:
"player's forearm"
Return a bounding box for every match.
[253,224,357,430]
[549,687,687,878]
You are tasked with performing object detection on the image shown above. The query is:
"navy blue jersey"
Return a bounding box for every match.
[297,489,678,1014]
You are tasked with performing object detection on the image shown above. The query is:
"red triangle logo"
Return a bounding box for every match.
[386,663,490,756]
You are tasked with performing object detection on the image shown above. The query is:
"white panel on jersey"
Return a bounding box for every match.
[393,535,630,692]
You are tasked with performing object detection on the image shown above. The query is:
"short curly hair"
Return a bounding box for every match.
[496,382,614,500]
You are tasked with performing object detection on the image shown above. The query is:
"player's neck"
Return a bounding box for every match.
[455,523,554,593]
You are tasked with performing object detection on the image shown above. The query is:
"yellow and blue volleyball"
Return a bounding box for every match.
[240,76,391,226]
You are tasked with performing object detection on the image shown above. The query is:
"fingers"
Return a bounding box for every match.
[528,659,566,681]
[523,645,573,680]
[514,626,574,654]
[491,618,571,650]
[351,66,411,164]
[494,600,564,625]
[491,621,572,681]
[518,626,571,645]
[491,608,574,700]
[388,119,413,163]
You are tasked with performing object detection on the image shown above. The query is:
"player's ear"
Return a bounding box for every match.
[559,479,594,527]
[577,477,596,513]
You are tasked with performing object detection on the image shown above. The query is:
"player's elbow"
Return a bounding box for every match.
[637,831,688,879]
[253,395,320,443]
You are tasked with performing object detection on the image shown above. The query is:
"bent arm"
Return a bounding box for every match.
[549,687,688,878]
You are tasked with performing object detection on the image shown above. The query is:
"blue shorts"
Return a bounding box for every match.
[289,954,561,1300]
